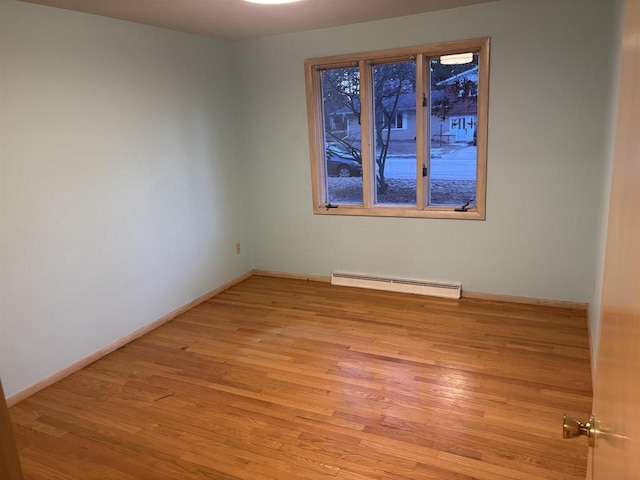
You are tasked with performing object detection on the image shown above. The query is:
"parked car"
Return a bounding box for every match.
[325,143,362,177]
[327,157,362,177]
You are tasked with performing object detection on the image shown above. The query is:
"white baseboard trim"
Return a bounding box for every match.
[251,269,587,310]
[462,290,588,310]
[6,270,253,407]
[252,269,331,283]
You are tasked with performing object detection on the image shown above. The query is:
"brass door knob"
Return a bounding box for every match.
[563,414,596,447]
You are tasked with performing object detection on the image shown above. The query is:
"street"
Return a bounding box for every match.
[382,146,477,180]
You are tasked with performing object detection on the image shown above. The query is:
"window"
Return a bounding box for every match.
[329,115,347,131]
[305,37,489,219]
[391,112,406,130]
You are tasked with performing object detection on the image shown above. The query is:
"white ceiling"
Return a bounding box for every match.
[20,0,497,41]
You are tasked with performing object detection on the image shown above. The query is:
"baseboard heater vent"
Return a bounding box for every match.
[331,272,461,299]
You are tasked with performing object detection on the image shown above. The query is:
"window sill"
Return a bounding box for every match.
[313,205,485,220]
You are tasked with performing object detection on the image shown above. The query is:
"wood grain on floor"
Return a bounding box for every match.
[10,275,592,479]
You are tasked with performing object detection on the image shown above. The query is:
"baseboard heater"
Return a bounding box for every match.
[331,272,462,299]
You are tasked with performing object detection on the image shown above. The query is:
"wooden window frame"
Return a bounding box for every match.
[305,37,490,220]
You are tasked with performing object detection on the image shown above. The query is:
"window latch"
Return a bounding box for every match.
[422,165,428,177]
[455,200,471,212]
[325,203,339,210]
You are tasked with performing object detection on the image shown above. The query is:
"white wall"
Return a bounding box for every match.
[237,0,620,302]
[0,0,623,399]
[0,0,251,397]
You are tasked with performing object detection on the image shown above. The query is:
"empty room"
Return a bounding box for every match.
[1,0,638,479]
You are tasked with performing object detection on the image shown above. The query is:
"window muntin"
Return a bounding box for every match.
[305,38,489,219]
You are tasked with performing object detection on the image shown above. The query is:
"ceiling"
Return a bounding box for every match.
[20,0,497,41]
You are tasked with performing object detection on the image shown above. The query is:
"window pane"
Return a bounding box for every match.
[429,54,479,207]
[321,67,363,205]
[373,61,417,205]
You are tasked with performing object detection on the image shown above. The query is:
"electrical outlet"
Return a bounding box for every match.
[235,243,241,255]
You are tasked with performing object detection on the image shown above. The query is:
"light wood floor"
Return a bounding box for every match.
[10,275,593,480]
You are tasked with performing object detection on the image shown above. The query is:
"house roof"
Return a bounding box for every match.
[435,65,479,87]
[431,88,477,116]
[332,92,416,116]
[332,90,476,117]
[436,98,477,116]
[331,66,479,117]
[384,93,416,111]
[432,65,478,116]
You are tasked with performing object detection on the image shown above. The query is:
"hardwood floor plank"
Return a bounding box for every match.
[9,276,591,479]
